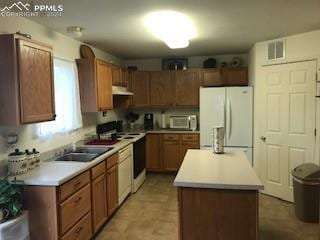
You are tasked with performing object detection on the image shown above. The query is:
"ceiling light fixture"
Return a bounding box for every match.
[66,26,83,38]
[144,10,196,49]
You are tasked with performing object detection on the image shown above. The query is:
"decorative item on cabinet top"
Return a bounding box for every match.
[162,58,188,70]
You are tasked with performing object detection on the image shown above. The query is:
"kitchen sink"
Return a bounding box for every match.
[55,147,113,162]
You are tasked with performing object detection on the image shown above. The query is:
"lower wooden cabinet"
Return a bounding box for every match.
[162,135,181,171]
[146,133,200,172]
[61,212,92,240]
[146,134,162,171]
[107,164,118,215]
[23,153,120,240]
[91,162,107,233]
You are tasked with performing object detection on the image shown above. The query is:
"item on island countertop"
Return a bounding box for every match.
[32,148,40,167]
[8,149,28,176]
[213,127,224,154]
[161,112,166,129]
[25,150,35,170]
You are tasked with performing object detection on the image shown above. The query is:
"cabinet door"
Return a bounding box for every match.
[120,68,128,87]
[131,71,150,106]
[200,69,224,87]
[175,71,199,106]
[180,141,200,166]
[150,71,175,106]
[96,60,113,111]
[146,134,162,171]
[92,174,107,233]
[17,39,55,123]
[112,64,121,86]
[223,67,248,86]
[162,140,181,171]
[107,165,118,216]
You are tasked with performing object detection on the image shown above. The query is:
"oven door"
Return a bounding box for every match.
[133,136,146,179]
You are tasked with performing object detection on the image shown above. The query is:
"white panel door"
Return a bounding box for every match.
[226,87,253,147]
[200,87,225,148]
[258,61,316,202]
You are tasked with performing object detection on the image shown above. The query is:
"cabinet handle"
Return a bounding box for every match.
[75,226,83,234]
[74,196,82,204]
[73,181,82,188]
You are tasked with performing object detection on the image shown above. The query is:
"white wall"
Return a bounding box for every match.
[249,29,320,173]
[0,17,124,175]
[125,54,248,71]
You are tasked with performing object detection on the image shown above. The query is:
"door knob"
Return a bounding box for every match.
[260,136,266,142]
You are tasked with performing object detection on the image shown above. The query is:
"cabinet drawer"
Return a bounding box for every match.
[162,134,179,141]
[59,171,90,202]
[107,153,118,170]
[60,184,91,235]
[61,212,92,240]
[91,161,106,180]
[181,134,199,142]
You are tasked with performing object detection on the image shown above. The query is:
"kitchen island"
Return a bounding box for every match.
[174,150,264,240]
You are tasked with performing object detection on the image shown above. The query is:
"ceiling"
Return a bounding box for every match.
[30,0,320,59]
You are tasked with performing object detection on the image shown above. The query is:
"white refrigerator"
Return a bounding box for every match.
[200,87,253,165]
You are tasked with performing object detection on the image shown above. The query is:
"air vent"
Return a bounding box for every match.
[267,40,285,60]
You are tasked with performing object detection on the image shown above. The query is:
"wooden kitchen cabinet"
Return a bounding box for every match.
[146,133,200,172]
[150,71,175,106]
[146,134,162,171]
[76,58,113,112]
[120,68,129,87]
[200,69,224,87]
[91,162,107,233]
[175,70,199,107]
[0,34,55,125]
[130,71,150,107]
[162,134,181,171]
[223,67,248,86]
[107,154,119,216]
[111,64,121,86]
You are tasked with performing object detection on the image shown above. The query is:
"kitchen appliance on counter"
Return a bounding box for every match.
[200,87,253,164]
[169,115,197,131]
[144,113,153,130]
[118,144,133,205]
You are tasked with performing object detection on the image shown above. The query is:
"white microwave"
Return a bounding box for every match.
[169,115,197,131]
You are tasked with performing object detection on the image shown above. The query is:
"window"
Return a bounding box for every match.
[36,58,83,137]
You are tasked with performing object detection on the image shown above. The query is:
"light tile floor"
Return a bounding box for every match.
[96,174,319,240]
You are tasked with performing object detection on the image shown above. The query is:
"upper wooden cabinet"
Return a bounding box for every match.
[120,68,129,88]
[150,71,175,106]
[130,71,150,107]
[200,68,248,87]
[200,69,224,87]
[76,58,113,112]
[223,67,248,86]
[111,64,121,86]
[0,34,55,125]
[175,70,199,107]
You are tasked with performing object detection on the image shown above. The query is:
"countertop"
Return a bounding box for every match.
[123,127,200,134]
[10,138,136,186]
[174,149,264,190]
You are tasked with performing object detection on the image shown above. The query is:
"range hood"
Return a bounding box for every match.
[112,86,133,96]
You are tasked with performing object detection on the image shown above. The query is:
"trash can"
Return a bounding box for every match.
[292,163,320,223]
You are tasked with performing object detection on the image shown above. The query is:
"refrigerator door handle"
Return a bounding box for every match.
[228,98,232,139]
[226,97,232,139]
